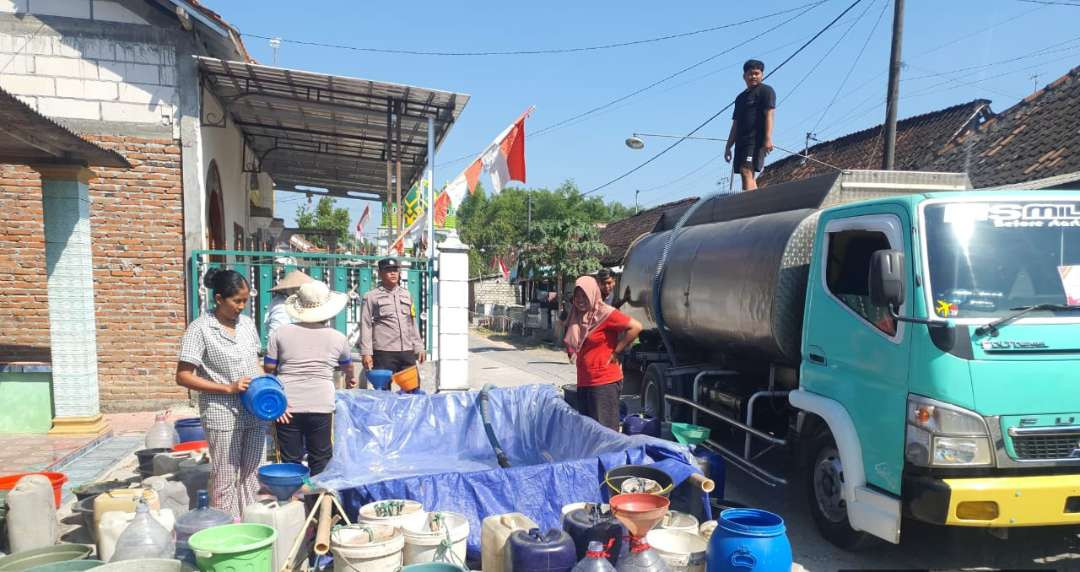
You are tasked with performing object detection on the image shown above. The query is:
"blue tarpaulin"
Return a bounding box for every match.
[315,384,693,561]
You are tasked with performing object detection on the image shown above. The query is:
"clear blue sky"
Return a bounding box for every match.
[213,0,1080,227]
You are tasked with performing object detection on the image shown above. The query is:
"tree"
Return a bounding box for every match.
[296,196,351,248]
[519,219,608,314]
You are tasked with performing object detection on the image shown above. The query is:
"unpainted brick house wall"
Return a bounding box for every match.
[0,135,189,411]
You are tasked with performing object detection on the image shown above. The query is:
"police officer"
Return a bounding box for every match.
[359,257,426,373]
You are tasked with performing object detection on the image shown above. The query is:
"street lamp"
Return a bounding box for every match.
[625,132,727,150]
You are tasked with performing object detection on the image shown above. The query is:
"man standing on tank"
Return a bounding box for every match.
[724,59,775,191]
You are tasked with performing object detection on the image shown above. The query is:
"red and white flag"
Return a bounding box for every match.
[354,205,370,240]
[493,257,510,280]
[435,108,532,226]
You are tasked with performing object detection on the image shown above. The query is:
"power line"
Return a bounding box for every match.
[530,3,824,139]
[778,0,877,107]
[810,0,889,134]
[638,152,727,196]
[582,0,865,197]
[1015,0,1080,6]
[242,3,824,58]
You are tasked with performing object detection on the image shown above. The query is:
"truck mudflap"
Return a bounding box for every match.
[905,473,1080,527]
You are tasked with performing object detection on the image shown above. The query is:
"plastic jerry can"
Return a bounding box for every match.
[243,498,306,571]
[94,489,161,531]
[507,528,577,572]
[143,476,190,517]
[481,512,538,572]
[98,507,176,562]
[6,475,58,553]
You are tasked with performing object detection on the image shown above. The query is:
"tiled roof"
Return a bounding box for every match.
[599,197,698,266]
[930,66,1080,188]
[758,100,991,186]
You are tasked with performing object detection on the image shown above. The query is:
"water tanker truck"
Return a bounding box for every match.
[616,170,1080,548]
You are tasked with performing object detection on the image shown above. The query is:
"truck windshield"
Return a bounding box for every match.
[923,201,1080,319]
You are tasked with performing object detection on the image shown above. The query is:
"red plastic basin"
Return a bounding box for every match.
[0,471,67,507]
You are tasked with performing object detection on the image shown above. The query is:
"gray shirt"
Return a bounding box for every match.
[359,285,423,355]
[266,323,352,414]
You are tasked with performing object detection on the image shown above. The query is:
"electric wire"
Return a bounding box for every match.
[809,0,889,134]
[777,0,876,107]
[581,0,864,197]
[242,3,824,58]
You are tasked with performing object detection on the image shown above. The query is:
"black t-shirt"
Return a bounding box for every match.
[732,83,776,147]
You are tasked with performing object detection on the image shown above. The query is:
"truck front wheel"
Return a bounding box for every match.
[641,363,666,421]
[805,431,874,550]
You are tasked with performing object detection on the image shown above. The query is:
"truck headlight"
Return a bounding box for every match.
[905,395,993,467]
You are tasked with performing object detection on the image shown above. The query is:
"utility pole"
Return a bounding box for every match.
[527,191,532,237]
[635,189,640,213]
[269,37,281,65]
[882,0,904,170]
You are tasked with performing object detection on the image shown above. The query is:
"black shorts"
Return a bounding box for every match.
[734,142,766,173]
[372,350,417,373]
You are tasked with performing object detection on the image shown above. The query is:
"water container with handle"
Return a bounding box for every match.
[242,498,306,571]
[507,528,577,572]
[110,501,176,562]
[174,490,231,566]
[706,509,790,572]
[481,512,537,572]
[6,474,58,553]
[145,412,179,449]
[571,541,617,572]
[240,374,288,421]
[562,504,624,565]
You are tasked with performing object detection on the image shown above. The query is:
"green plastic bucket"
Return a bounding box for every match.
[25,560,103,571]
[0,544,93,570]
[188,523,276,571]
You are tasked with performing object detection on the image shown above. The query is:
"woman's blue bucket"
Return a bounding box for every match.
[707,508,791,572]
[241,375,288,421]
[366,369,393,391]
[175,417,205,443]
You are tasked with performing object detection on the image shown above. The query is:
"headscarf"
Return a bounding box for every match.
[563,276,615,354]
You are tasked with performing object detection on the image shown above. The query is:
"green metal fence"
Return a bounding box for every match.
[188,249,433,351]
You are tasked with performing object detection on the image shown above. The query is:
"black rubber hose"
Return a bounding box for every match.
[479,384,511,468]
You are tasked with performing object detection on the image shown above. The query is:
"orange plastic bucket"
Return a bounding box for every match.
[0,471,67,507]
[392,366,420,392]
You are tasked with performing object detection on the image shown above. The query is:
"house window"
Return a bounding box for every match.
[825,229,897,335]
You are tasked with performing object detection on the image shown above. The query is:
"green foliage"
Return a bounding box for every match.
[519,219,607,281]
[296,196,351,248]
[456,180,625,278]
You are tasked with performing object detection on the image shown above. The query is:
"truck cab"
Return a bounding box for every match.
[798,192,1080,546]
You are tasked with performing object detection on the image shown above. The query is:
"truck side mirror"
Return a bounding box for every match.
[869,249,905,309]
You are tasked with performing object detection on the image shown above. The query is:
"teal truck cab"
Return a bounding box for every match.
[617,170,1080,548]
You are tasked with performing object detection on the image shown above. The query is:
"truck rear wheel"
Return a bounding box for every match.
[805,431,874,551]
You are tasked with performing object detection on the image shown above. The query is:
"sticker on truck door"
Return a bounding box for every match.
[1058,265,1080,305]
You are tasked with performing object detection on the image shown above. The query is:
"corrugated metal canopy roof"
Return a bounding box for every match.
[196,57,469,199]
[0,88,129,168]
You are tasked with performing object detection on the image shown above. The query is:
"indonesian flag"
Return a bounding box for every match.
[354,205,370,240]
[433,108,532,226]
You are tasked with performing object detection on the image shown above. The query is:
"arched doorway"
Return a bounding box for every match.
[206,161,225,259]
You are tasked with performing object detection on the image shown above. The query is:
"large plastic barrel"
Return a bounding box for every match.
[562,506,624,565]
[706,509,791,572]
[240,375,287,421]
[173,418,205,443]
[507,528,577,572]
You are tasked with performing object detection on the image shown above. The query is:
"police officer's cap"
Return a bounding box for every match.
[377,257,401,271]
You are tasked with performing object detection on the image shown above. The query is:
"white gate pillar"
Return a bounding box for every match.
[436,235,469,391]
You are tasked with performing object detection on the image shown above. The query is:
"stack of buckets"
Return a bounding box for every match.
[332,500,469,570]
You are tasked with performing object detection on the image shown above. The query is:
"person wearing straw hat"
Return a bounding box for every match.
[264,270,315,339]
[359,257,425,375]
[263,281,354,476]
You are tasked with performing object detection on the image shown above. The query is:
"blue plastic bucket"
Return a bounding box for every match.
[707,508,791,572]
[240,375,287,421]
[366,369,393,391]
[174,417,205,443]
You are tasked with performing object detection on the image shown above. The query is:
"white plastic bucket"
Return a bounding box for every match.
[402,512,469,565]
[560,502,589,518]
[331,524,404,572]
[646,529,707,572]
[658,510,699,533]
[357,500,428,532]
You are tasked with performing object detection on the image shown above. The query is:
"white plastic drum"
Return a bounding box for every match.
[402,512,469,565]
[331,524,404,572]
[357,499,428,532]
[645,529,708,572]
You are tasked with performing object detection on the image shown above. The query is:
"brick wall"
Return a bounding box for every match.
[0,135,189,412]
[472,278,518,308]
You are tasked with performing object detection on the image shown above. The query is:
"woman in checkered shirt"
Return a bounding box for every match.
[175,268,265,518]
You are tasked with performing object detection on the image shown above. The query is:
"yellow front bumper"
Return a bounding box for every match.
[943,474,1080,527]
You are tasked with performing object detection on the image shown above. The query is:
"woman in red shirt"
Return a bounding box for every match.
[564,276,643,430]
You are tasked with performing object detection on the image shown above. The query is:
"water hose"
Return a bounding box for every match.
[479,384,511,468]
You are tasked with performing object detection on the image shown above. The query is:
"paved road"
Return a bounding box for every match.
[470,331,1080,571]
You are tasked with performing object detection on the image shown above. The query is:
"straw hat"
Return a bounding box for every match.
[270,270,314,292]
[285,281,349,323]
